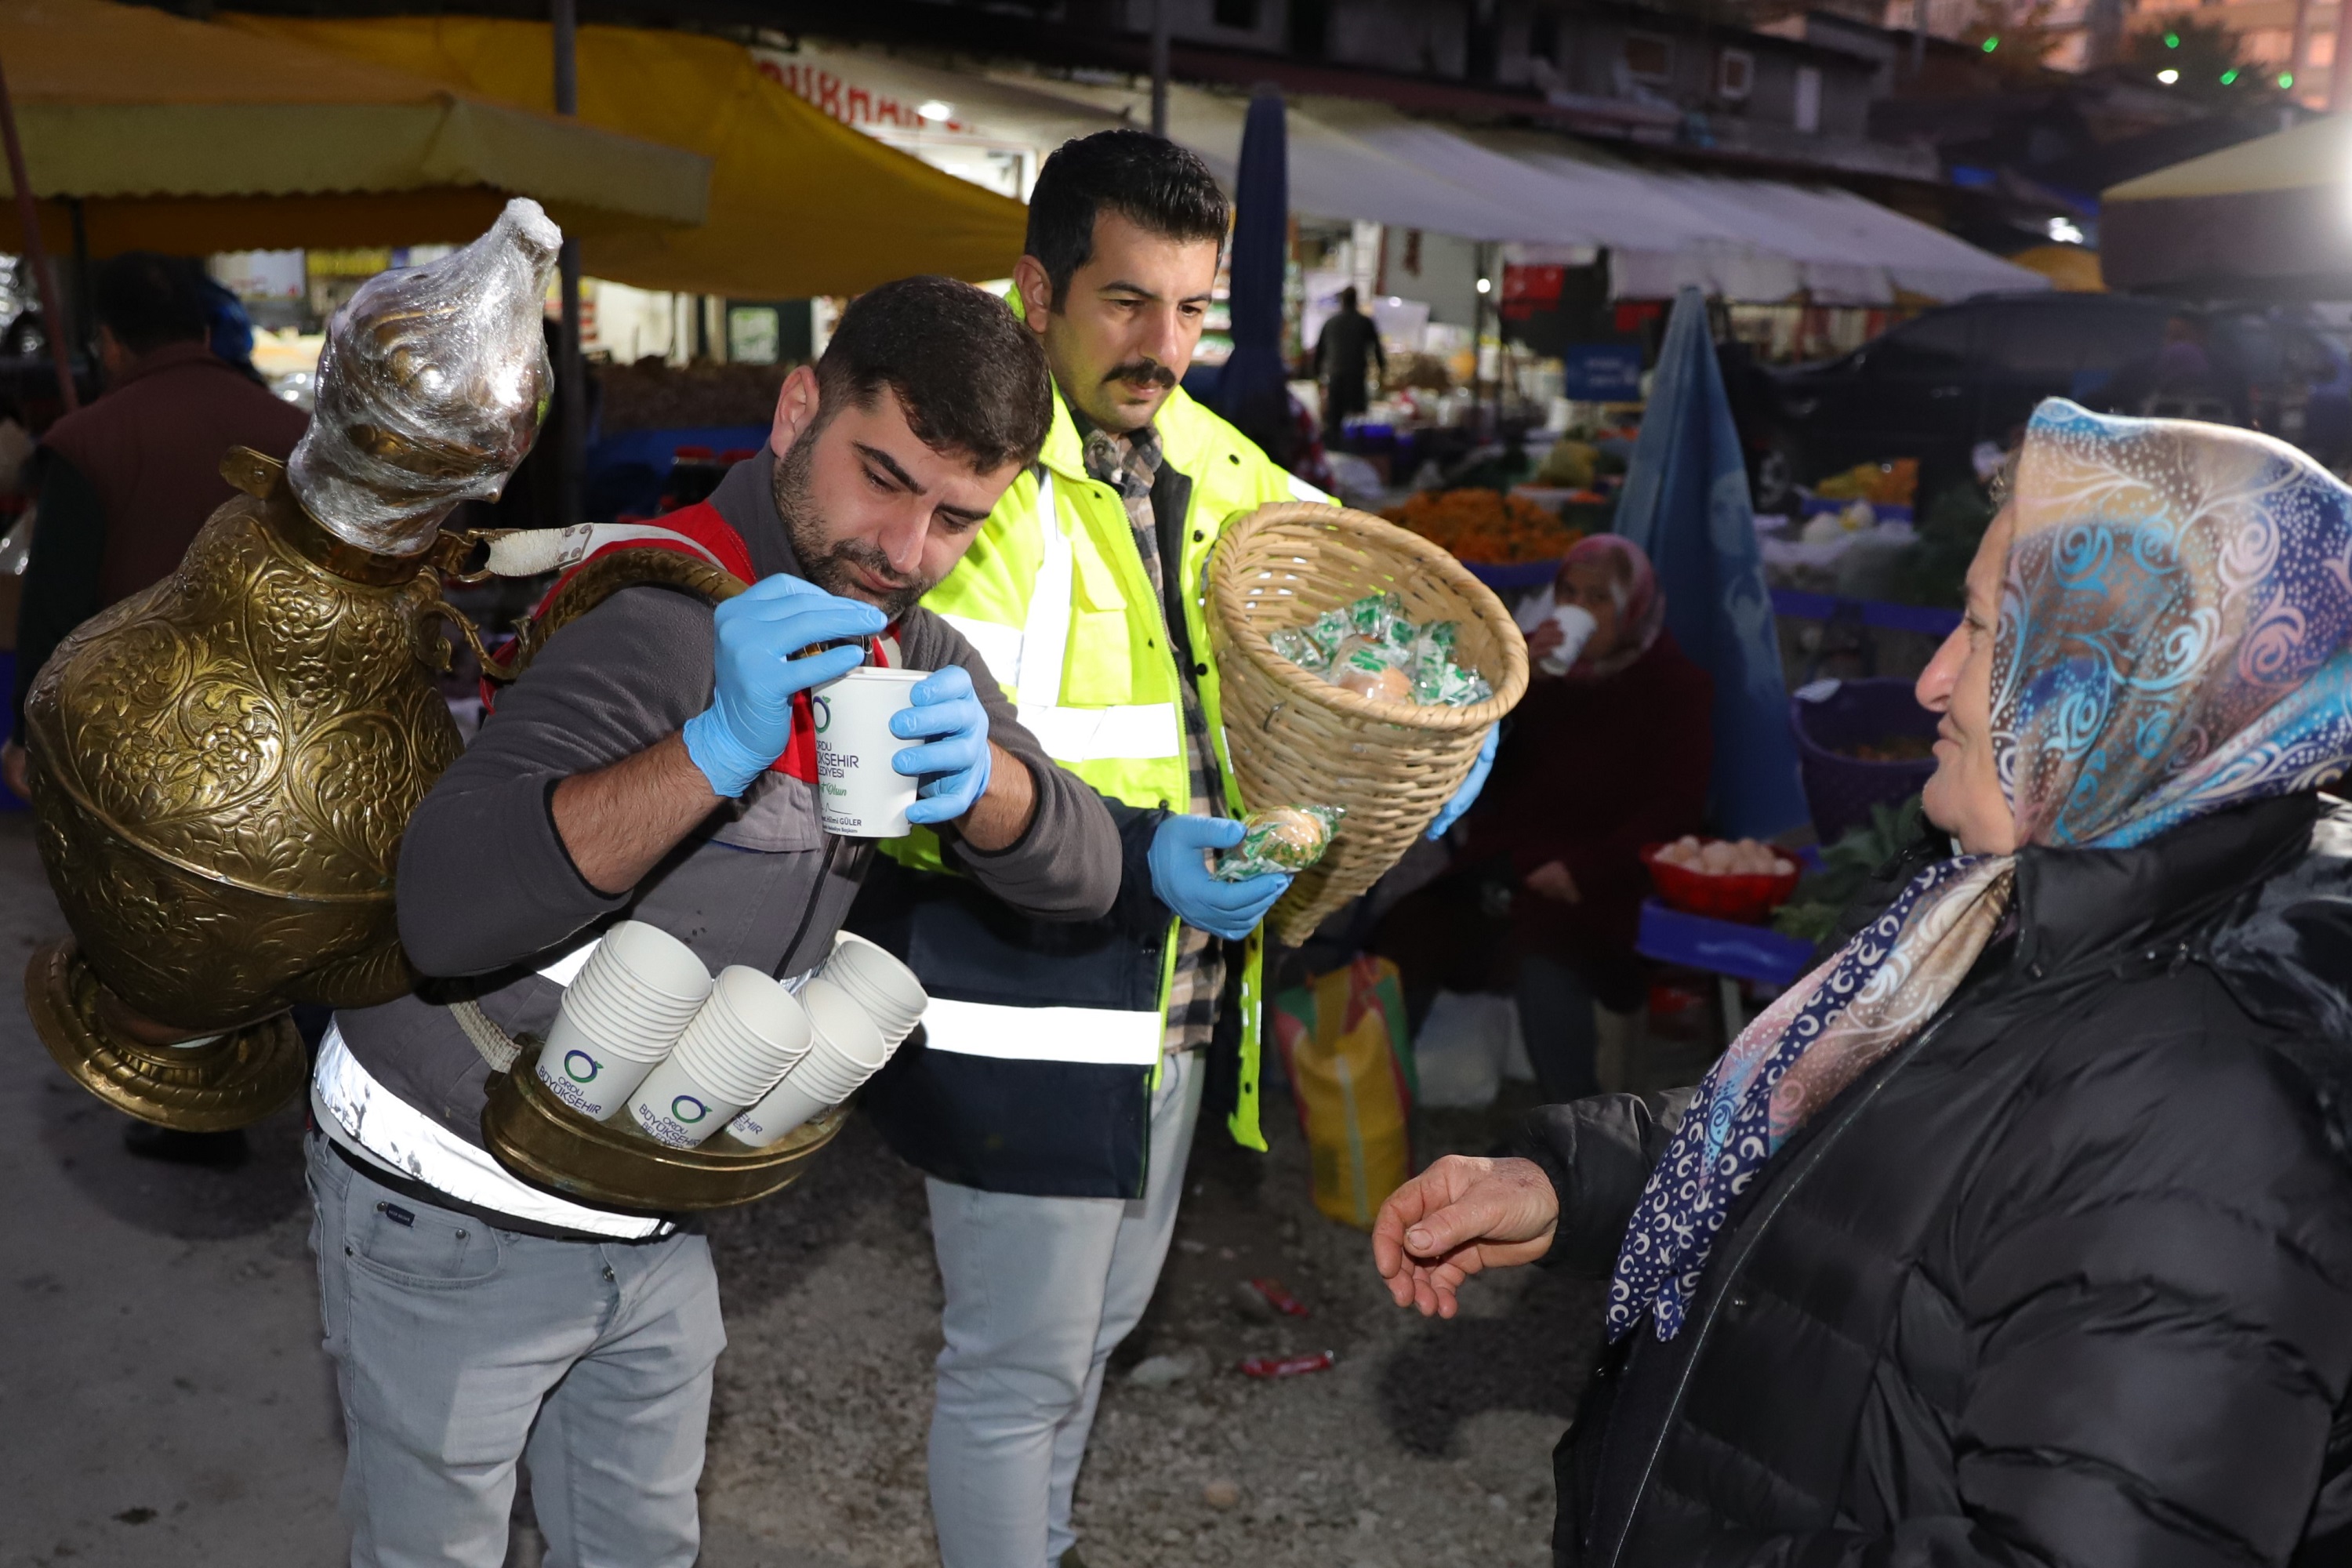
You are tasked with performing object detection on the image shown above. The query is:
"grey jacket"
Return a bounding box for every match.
[335,452,1121,1156]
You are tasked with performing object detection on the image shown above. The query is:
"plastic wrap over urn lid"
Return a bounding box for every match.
[287,198,561,557]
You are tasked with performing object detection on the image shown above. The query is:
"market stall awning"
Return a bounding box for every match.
[756,41,1125,185]
[1014,75,1552,241]
[0,0,709,257]
[1455,130,2046,305]
[1016,74,2041,306]
[2102,114,2352,299]
[226,13,1033,297]
[1612,172,2048,305]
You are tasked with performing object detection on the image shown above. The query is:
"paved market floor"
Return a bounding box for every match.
[0,809,1595,1568]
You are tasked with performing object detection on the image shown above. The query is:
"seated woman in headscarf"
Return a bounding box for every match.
[1375,535,1711,1101]
[1372,401,2352,1566]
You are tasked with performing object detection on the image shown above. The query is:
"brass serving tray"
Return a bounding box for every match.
[481,1047,847,1212]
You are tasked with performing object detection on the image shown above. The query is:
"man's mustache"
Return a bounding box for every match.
[828,536,924,591]
[1102,359,1177,390]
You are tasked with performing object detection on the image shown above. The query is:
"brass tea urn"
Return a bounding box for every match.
[20,200,561,1130]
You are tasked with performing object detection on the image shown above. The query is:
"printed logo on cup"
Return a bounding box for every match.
[811,668,924,838]
[564,1050,601,1083]
[672,1094,709,1125]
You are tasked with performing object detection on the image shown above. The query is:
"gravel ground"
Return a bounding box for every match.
[686,1082,1609,1568]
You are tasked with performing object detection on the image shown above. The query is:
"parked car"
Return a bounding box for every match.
[1734,292,2352,510]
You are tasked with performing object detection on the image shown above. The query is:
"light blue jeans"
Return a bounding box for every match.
[305,1134,725,1568]
[924,1049,1205,1568]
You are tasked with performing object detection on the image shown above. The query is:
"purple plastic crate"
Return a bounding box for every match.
[1790,677,1936,844]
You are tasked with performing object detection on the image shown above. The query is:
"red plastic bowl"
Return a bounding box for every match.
[1642,841,1803,925]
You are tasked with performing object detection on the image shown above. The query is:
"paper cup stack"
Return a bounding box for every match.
[535,921,713,1120]
[731,934,930,1146]
[630,966,812,1149]
[532,924,930,1152]
[815,932,928,1046]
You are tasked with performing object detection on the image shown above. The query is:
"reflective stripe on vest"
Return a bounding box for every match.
[980,472,1185,766]
[920,997,1163,1066]
[920,471,1170,1066]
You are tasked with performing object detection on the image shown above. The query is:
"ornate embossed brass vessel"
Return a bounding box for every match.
[20,200,561,1128]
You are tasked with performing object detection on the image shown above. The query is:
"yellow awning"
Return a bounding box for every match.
[2005,244,2104,292]
[2104,114,2350,203]
[224,13,1033,297]
[0,0,710,256]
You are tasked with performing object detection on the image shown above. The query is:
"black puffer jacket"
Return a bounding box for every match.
[1524,793,2352,1567]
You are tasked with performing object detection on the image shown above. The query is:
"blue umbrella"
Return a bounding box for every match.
[1218,84,1290,462]
[1614,287,1808,840]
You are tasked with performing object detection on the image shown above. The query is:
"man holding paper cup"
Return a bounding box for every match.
[301,277,1125,1568]
[853,132,1495,1568]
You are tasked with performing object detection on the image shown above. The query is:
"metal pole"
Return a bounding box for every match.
[2288,0,2315,100]
[1151,0,1171,136]
[553,0,586,529]
[0,56,75,412]
[2336,17,2352,111]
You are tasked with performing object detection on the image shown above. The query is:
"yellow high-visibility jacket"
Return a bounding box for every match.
[858,383,1326,1196]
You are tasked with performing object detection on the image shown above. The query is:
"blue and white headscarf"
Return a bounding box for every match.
[1607,399,2352,1341]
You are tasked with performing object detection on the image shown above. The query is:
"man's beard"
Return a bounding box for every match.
[771,438,935,620]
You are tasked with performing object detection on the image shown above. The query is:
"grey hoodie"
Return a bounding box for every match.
[332,451,1121,1158]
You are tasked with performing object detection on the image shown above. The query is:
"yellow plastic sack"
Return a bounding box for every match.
[1270,956,1417,1230]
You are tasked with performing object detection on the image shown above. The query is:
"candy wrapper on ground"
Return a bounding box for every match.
[1214,804,1345,881]
[1265,591,1491,708]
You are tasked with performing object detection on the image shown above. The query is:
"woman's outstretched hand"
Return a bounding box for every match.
[1372,1155,1560,1319]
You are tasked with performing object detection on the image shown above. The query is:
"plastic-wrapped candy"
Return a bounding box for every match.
[1263,590,1491,708]
[1213,804,1345,881]
[1269,626,1332,674]
[1331,642,1413,702]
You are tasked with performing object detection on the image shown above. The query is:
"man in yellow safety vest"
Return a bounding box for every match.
[853,130,1493,1568]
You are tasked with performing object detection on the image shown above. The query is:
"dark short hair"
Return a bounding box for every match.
[815,275,1051,473]
[94,252,209,356]
[1025,129,1229,303]
[1339,285,1359,310]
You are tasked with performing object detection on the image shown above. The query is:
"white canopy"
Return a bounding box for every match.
[1009,74,2042,306]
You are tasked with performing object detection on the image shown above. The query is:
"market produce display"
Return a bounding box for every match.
[597,358,793,432]
[1655,836,1796,877]
[1213,804,1345,881]
[1382,488,1582,565]
[1265,591,1494,708]
[1811,457,1918,507]
[1644,836,1803,924]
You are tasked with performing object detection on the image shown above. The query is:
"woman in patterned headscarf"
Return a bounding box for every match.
[1372,401,2352,1567]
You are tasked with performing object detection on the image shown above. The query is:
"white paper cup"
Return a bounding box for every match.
[597,920,715,1006]
[532,920,710,1122]
[727,978,887,1145]
[818,933,928,1047]
[671,967,811,1104]
[793,978,890,1095]
[811,667,927,838]
[1537,604,1599,677]
[628,1055,747,1149]
[538,1005,675,1123]
[726,1074,833,1149]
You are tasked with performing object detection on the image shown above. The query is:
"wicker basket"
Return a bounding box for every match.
[1210,502,1528,946]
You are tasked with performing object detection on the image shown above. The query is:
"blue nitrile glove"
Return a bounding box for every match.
[1149,815,1292,941]
[681,574,887,797]
[891,664,993,825]
[1427,724,1499,840]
